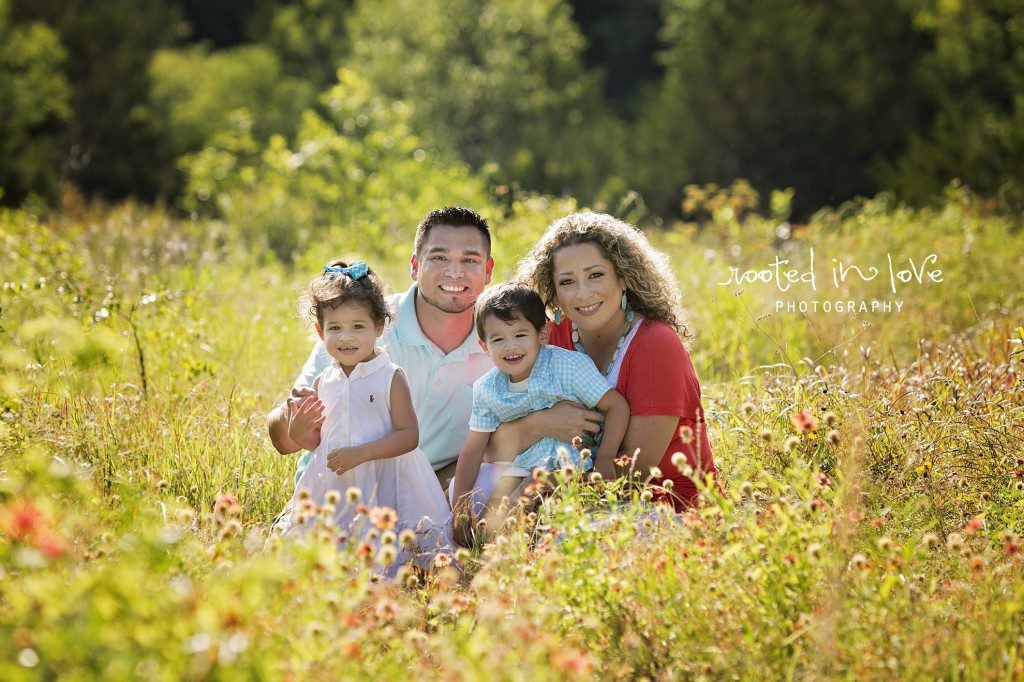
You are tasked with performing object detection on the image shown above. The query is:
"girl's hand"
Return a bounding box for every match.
[327,446,364,476]
[288,393,324,451]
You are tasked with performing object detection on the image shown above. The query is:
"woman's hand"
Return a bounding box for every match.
[287,392,324,451]
[327,446,364,476]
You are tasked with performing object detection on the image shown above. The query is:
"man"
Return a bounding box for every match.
[267,206,603,515]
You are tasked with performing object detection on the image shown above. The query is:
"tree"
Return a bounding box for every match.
[0,0,71,204]
[638,0,927,217]
[345,0,622,199]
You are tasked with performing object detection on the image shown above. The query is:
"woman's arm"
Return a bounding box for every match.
[326,370,419,475]
[486,401,605,461]
[618,414,680,475]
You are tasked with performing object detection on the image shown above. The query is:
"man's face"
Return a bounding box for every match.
[411,225,493,314]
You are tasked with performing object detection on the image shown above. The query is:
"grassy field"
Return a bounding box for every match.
[2,193,1023,679]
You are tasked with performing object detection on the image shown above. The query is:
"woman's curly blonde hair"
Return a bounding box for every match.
[516,212,692,344]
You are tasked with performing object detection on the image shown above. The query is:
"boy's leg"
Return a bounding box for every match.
[480,475,527,540]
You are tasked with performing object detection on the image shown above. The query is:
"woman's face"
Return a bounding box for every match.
[551,242,627,334]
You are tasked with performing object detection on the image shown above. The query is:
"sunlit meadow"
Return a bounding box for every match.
[2,188,1023,679]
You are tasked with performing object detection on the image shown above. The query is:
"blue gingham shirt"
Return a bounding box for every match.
[469,345,612,472]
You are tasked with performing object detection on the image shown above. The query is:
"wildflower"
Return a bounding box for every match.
[871,518,886,528]
[555,446,570,463]
[0,499,45,541]
[662,479,674,489]
[849,553,869,570]
[356,503,370,516]
[876,536,896,554]
[571,435,583,449]
[965,515,985,533]
[35,532,65,558]
[398,529,416,550]
[678,425,695,444]
[551,648,594,677]
[816,473,831,489]
[971,556,988,573]
[614,453,634,468]
[739,481,755,497]
[325,490,341,506]
[319,503,336,518]
[214,492,240,517]
[671,451,686,468]
[579,448,592,462]
[396,565,417,588]
[640,490,653,502]
[783,436,801,453]
[823,412,839,428]
[377,545,397,565]
[355,542,374,563]
[589,472,602,482]
[218,519,242,541]
[176,508,196,525]
[532,467,548,482]
[922,533,940,551]
[381,531,396,546]
[346,487,361,503]
[827,430,841,446]
[741,402,757,417]
[156,479,169,491]
[296,488,311,502]
[759,428,773,443]
[947,533,965,552]
[434,552,453,568]
[374,598,400,621]
[789,409,818,434]
[807,543,822,561]
[455,547,472,563]
[649,466,663,479]
[807,498,826,513]
[1004,538,1022,555]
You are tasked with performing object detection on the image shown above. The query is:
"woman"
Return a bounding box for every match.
[516,211,715,510]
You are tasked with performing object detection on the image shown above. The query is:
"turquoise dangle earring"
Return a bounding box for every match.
[621,292,627,309]
[622,291,635,324]
[553,308,562,325]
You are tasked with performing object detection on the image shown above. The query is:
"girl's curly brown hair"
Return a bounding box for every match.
[300,259,391,328]
[515,212,692,344]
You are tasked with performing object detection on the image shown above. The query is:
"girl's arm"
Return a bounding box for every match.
[592,389,630,479]
[326,370,419,476]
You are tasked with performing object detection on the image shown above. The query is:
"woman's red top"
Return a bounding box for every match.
[548,317,716,510]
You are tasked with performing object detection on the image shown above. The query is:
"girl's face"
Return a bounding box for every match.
[552,242,627,335]
[317,301,384,368]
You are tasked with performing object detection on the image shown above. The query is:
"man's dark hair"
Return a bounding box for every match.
[474,282,548,341]
[414,206,491,256]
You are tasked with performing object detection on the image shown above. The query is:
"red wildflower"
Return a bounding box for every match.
[965,516,985,533]
[551,648,594,677]
[789,410,819,434]
[34,531,65,558]
[1,499,45,541]
[214,492,240,516]
[369,506,398,531]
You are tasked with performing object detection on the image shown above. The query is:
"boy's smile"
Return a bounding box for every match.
[479,313,549,383]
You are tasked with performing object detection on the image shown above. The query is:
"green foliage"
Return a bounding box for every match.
[638,0,926,217]
[881,0,1024,211]
[346,0,624,200]
[9,0,182,202]
[0,0,71,205]
[148,45,315,164]
[248,0,354,87]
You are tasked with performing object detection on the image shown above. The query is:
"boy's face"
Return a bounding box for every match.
[479,313,548,383]
[316,302,384,367]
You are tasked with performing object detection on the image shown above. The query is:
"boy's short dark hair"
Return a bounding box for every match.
[474,282,548,341]
[414,206,491,256]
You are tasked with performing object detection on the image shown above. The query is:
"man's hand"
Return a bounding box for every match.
[538,400,604,442]
[288,391,324,452]
[327,446,364,476]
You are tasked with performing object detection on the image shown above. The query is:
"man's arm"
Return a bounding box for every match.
[486,401,605,462]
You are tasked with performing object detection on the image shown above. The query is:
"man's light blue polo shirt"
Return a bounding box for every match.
[468,345,612,472]
[291,285,492,480]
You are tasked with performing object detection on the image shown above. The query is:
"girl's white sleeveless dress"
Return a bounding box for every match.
[283,351,452,569]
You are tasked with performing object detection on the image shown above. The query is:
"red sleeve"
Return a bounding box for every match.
[618,320,704,422]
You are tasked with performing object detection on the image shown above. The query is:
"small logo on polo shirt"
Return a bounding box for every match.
[369,394,374,403]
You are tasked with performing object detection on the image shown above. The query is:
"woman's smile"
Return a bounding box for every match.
[573,301,603,316]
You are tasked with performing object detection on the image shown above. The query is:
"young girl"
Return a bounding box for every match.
[282,259,451,569]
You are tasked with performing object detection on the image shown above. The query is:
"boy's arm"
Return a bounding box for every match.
[450,430,491,514]
[592,389,630,479]
[327,369,418,475]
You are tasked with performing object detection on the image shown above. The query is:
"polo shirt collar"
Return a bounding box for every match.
[394,285,487,359]
[337,349,391,380]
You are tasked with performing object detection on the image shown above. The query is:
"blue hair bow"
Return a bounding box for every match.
[323,261,369,281]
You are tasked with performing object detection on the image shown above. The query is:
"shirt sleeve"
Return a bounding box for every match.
[566,351,613,409]
[621,322,704,421]
[467,385,501,433]
[292,341,330,392]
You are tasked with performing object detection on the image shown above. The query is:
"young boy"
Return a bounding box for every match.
[449,282,630,542]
